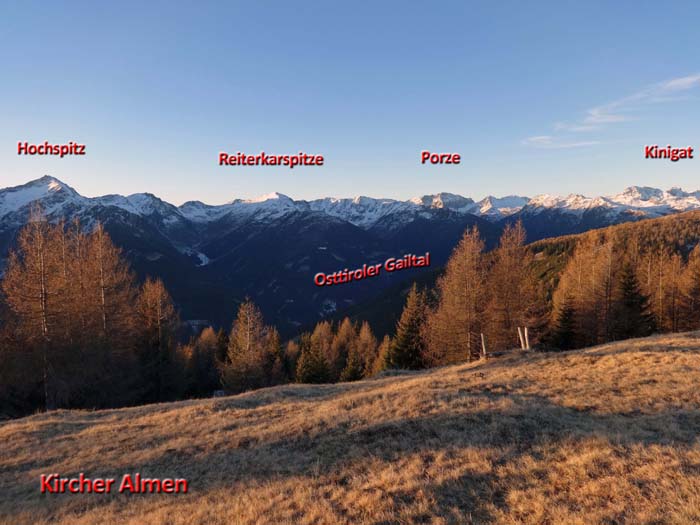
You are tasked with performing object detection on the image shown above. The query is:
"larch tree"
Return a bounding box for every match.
[310,320,334,376]
[424,227,486,365]
[221,298,277,392]
[136,277,179,400]
[355,321,378,377]
[551,235,618,347]
[680,246,700,330]
[371,335,392,376]
[485,221,537,351]
[329,318,356,381]
[88,223,138,346]
[1,206,62,409]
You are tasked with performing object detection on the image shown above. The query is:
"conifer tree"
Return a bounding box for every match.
[340,348,364,382]
[284,340,301,379]
[371,335,392,376]
[355,321,378,377]
[680,246,700,330]
[310,320,334,375]
[136,277,179,400]
[264,327,286,386]
[2,206,61,409]
[215,328,229,363]
[88,223,137,343]
[222,299,269,392]
[549,295,577,350]
[551,236,617,347]
[485,221,537,351]
[188,327,220,395]
[424,227,485,364]
[295,333,330,383]
[329,318,356,380]
[612,263,655,340]
[385,284,426,370]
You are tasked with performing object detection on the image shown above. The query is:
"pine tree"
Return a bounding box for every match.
[215,328,229,363]
[284,340,301,379]
[264,327,286,386]
[188,327,220,395]
[295,334,330,383]
[385,284,426,370]
[612,263,656,340]
[340,348,364,381]
[549,295,577,350]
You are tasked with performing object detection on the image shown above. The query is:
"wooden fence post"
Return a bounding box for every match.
[517,327,525,349]
[524,327,530,350]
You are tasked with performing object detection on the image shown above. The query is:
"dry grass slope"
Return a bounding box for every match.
[3,333,700,524]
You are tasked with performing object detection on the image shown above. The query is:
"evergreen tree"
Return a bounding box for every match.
[264,327,286,386]
[284,340,301,380]
[612,263,656,340]
[295,334,330,383]
[215,328,229,364]
[188,327,221,396]
[385,284,426,370]
[549,295,577,350]
[340,348,364,382]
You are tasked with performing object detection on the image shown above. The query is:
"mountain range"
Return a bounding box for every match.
[2,175,700,335]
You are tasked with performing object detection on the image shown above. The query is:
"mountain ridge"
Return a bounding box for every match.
[4,175,700,229]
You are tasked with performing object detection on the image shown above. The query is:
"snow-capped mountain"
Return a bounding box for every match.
[3,175,700,335]
[5,176,699,233]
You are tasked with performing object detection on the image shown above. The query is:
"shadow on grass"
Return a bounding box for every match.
[6,385,700,523]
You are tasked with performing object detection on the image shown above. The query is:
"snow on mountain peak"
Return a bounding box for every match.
[245,192,292,204]
[617,186,665,203]
[6,177,700,232]
[476,195,529,218]
[0,175,80,216]
[410,193,475,212]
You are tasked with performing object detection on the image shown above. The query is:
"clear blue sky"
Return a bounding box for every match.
[1,1,699,204]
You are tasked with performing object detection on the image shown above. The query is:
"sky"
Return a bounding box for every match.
[1,1,699,205]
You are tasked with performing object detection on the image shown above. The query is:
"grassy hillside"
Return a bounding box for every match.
[3,333,700,524]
